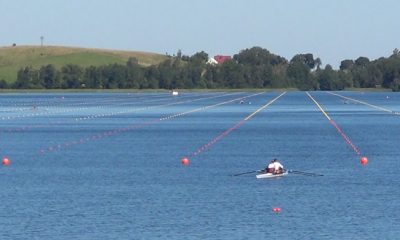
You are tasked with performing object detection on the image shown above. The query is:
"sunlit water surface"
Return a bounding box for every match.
[1,91,399,239]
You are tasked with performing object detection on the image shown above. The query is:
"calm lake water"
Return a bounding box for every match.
[1,91,399,239]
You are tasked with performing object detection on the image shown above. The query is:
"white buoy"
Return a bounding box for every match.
[172,91,179,96]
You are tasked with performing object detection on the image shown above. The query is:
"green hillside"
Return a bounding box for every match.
[0,45,168,83]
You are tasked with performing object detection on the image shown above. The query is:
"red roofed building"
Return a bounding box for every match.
[206,55,232,65]
[214,55,232,64]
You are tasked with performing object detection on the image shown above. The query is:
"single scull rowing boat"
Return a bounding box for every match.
[256,170,288,179]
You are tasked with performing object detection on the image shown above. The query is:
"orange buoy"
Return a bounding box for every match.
[272,207,281,213]
[2,157,10,166]
[181,157,189,166]
[360,157,368,165]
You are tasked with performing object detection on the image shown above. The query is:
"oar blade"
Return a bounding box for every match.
[288,170,323,177]
[232,170,262,176]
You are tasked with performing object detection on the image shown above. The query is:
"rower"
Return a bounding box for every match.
[272,158,284,174]
[266,160,275,173]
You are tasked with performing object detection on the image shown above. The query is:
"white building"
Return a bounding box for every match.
[206,58,218,65]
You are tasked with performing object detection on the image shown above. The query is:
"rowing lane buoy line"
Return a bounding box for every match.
[306,92,363,158]
[0,92,190,122]
[159,92,265,121]
[184,92,286,159]
[38,92,263,154]
[327,92,400,115]
[3,92,239,135]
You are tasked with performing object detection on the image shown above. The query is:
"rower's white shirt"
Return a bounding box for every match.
[274,162,284,170]
[268,163,275,169]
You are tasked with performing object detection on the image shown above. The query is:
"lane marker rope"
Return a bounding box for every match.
[187,92,286,157]
[328,92,400,115]
[306,92,362,157]
[38,92,264,154]
[1,93,239,134]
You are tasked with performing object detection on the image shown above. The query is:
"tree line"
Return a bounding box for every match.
[1,47,400,91]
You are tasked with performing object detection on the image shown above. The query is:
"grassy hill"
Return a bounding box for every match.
[0,45,168,83]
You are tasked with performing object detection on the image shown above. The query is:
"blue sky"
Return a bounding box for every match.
[1,0,399,68]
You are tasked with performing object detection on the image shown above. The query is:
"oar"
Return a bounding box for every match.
[287,169,323,177]
[232,170,263,176]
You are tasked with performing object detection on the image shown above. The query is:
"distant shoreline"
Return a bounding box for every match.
[0,87,392,93]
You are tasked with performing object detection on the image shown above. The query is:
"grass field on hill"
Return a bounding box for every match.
[0,45,168,83]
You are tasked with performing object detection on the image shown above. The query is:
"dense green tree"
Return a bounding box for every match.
[379,56,400,90]
[157,59,175,89]
[291,53,315,69]
[317,64,343,90]
[15,66,39,89]
[8,46,400,91]
[355,57,370,67]
[315,58,322,70]
[144,65,160,89]
[352,67,369,88]
[0,79,8,88]
[61,64,83,88]
[39,64,59,88]
[234,46,287,66]
[367,65,383,87]
[340,59,354,71]
[203,65,218,88]
[103,64,128,89]
[125,58,144,89]
[15,68,29,89]
[83,66,103,88]
[221,60,247,88]
[287,55,316,90]
[190,51,208,64]
[390,78,400,91]
[338,71,354,88]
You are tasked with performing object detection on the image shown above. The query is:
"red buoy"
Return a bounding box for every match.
[360,157,368,165]
[181,157,189,166]
[272,207,281,213]
[2,157,10,166]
